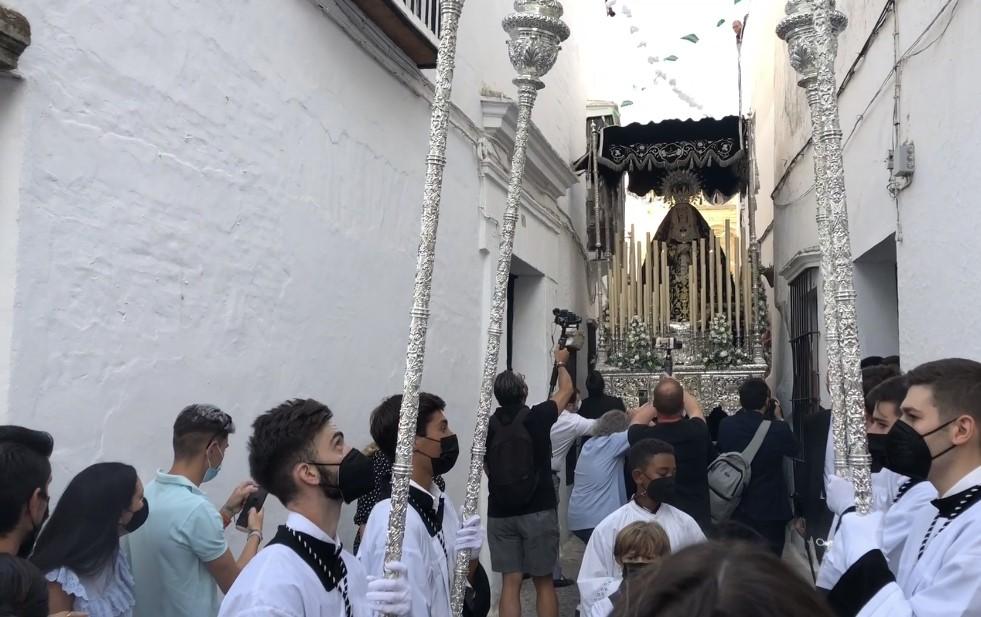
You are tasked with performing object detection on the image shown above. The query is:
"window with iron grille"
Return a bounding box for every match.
[789,268,821,431]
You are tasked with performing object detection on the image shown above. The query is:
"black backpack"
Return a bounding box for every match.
[486,408,539,509]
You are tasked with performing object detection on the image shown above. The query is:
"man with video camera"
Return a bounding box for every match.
[485,343,575,617]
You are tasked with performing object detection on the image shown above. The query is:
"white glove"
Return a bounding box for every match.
[455,514,484,556]
[826,474,856,515]
[838,510,884,566]
[367,561,411,616]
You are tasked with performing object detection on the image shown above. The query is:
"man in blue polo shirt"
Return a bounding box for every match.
[128,404,264,617]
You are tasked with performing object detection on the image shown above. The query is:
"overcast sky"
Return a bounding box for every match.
[584,0,757,123]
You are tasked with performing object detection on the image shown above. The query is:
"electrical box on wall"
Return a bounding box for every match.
[894,141,915,178]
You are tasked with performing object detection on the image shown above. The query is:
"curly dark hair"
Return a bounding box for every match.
[612,542,833,617]
[249,399,334,504]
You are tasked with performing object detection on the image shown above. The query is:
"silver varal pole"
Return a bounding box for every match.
[383,0,467,592]
[449,2,569,614]
[778,0,871,513]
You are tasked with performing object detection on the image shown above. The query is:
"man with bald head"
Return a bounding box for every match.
[627,377,715,528]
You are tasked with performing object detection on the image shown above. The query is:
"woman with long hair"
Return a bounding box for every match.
[31,462,148,617]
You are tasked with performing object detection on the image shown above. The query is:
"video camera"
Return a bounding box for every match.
[553,308,583,351]
[655,337,683,376]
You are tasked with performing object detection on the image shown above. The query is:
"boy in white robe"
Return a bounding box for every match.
[359,393,484,617]
[577,438,704,615]
[219,398,410,617]
[819,359,981,617]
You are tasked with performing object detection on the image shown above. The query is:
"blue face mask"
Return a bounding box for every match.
[203,444,223,483]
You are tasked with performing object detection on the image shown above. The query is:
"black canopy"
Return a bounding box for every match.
[574,116,747,198]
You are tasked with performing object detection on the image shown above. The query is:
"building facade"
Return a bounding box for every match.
[741,0,980,412]
[0,0,597,560]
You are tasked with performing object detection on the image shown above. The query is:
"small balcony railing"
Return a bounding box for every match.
[349,0,440,68]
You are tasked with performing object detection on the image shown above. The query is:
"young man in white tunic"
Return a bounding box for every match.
[577,437,704,615]
[359,393,484,617]
[819,359,981,617]
[219,399,411,617]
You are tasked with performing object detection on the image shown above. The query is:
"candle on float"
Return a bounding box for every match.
[645,232,653,329]
[652,241,660,334]
[691,241,698,334]
[725,219,733,325]
[734,235,742,341]
[661,246,669,331]
[709,234,716,319]
[635,239,643,327]
[700,238,707,332]
[714,232,723,318]
[688,264,695,330]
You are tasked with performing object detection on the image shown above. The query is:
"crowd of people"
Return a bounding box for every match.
[1,350,980,617]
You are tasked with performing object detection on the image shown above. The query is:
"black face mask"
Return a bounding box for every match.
[885,418,957,480]
[867,433,889,473]
[17,495,49,558]
[123,498,150,534]
[644,476,675,503]
[621,562,653,579]
[419,435,460,476]
[316,449,374,504]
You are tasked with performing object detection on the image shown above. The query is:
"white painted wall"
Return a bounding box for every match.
[2,0,594,555]
[743,0,981,402]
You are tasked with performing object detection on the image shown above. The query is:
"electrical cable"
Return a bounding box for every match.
[770,0,960,207]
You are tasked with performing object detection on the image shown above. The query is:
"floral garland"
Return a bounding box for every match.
[700,313,750,368]
[610,317,664,372]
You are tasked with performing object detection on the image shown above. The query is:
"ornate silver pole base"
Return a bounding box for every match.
[383,0,467,595]
[449,2,569,615]
[778,0,871,513]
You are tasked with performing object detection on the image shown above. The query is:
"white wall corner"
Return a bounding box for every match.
[315,0,480,143]
[779,245,821,282]
[479,97,579,202]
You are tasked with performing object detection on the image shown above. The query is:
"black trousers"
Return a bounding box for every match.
[733,513,787,557]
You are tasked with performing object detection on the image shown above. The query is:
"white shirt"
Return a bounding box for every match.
[359,481,460,617]
[577,500,704,614]
[218,512,370,617]
[550,410,596,472]
[850,466,981,617]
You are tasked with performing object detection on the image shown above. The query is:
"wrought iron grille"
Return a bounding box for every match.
[789,267,821,431]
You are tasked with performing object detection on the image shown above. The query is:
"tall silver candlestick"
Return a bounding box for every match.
[449,2,569,614]
[383,0,468,591]
[778,0,871,513]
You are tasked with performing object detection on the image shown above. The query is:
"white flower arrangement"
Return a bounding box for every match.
[610,317,664,372]
[700,313,751,368]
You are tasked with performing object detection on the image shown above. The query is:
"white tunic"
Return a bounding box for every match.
[841,467,981,617]
[550,410,596,472]
[218,512,370,617]
[358,482,460,617]
[577,500,704,614]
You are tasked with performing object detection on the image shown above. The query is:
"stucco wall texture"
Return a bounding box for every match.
[1,0,592,549]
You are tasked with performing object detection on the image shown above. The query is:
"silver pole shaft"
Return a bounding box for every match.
[383,0,467,594]
[449,80,541,616]
[811,1,871,512]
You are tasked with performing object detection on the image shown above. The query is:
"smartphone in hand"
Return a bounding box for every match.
[235,487,268,532]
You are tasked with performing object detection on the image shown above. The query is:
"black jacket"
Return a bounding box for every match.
[579,393,626,420]
[795,408,834,544]
[718,409,798,522]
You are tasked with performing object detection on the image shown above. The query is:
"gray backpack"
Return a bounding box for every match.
[708,420,771,524]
